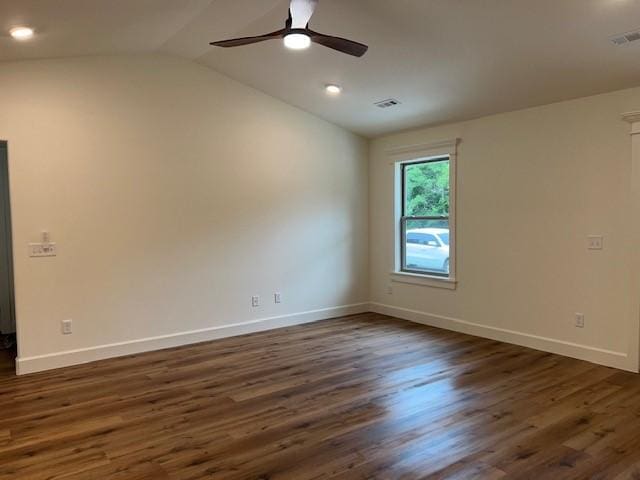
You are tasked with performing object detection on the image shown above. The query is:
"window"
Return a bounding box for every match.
[401,157,452,277]
[389,139,458,288]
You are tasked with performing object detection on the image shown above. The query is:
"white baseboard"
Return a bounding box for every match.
[369,302,635,372]
[16,301,634,375]
[16,303,369,375]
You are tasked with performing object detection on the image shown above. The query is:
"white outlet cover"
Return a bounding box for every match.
[587,236,603,250]
[61,319,72,334]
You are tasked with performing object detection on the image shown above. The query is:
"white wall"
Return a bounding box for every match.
[0,55,369,373]
[369,88,640,372]
[3,54,638,375]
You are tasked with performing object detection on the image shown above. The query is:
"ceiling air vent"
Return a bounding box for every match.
[374,98,401,109]
[610,29,640,46]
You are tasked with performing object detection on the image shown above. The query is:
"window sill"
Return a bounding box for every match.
[390,271,457,290]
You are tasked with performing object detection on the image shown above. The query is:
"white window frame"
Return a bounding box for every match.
[389,138,459,290]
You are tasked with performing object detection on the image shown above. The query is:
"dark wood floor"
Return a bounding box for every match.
[1,313,640,479]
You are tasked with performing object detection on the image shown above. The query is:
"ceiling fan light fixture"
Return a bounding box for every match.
[284,33,311,50]
[210,0,368,57]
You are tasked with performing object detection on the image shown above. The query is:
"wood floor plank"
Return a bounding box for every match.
[0,313,638,479]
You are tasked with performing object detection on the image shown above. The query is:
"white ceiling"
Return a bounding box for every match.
[2,0,640,137]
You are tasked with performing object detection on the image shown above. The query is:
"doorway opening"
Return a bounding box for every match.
[0,142,16,374]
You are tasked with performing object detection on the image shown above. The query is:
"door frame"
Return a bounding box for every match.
[0,141,16,337]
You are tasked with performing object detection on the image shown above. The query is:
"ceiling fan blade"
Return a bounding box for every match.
[210,29,285,48]
[289,0,319,28]
[309,31,369,57]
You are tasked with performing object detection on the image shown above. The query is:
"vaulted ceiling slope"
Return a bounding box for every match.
[2,0,640,137]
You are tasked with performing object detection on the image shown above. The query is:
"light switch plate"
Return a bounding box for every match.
[29,242,57,257]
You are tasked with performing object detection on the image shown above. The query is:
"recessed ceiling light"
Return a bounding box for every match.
[10,26,34,40]
[325,84,342,95]
[283,33,311,50]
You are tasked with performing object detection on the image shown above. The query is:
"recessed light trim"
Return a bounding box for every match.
[325,84,342,95]
[10,26,34,40]
[283,33,311,50]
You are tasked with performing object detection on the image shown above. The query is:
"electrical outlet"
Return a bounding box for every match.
[61,319,72,335]
[251,295,260,308]
[274,293,282,304]
[387,285,393,295]
[587,235,603,250]
[575,313,585,328]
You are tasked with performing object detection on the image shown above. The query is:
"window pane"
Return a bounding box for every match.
[404,218,450,275]
[404,159,449,217]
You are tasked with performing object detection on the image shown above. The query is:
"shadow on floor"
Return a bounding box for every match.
[0,343,16,377]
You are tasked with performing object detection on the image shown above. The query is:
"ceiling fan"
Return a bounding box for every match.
[210,0,368,58]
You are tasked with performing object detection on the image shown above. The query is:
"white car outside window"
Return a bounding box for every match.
[405,228,450,274]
